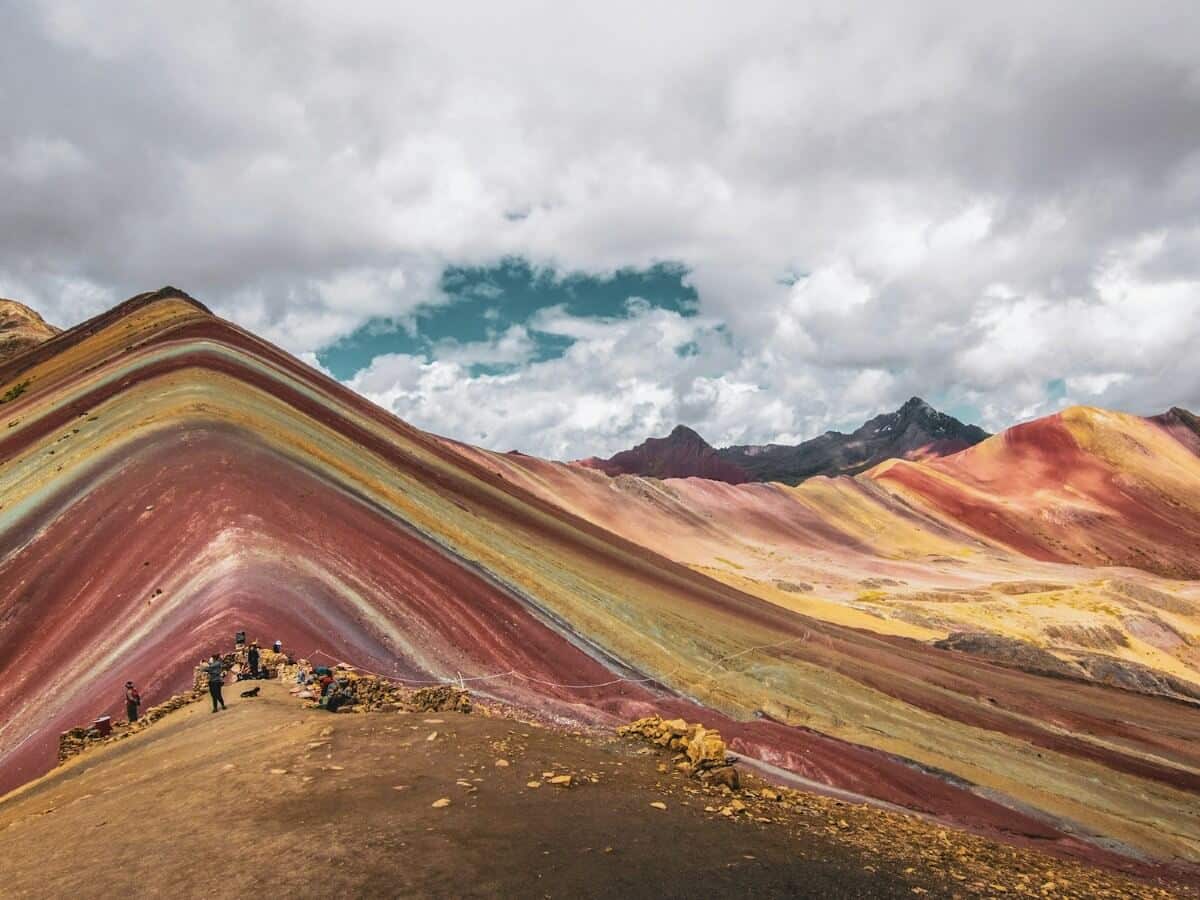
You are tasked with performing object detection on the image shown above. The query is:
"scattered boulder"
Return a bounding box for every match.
[409,684,472,714]
[773,580,814,594]
[686,725,727,768]
[701,765,740,791]
[617,714,739,787]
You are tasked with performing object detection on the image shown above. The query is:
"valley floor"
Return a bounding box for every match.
[0,683,1187,899]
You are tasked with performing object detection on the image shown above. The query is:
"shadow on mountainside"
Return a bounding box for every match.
[0,683,1187,899]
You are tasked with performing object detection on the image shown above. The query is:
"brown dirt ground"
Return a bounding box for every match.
[0,682,1187,899]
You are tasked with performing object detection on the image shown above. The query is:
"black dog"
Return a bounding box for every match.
[239,686,260,699]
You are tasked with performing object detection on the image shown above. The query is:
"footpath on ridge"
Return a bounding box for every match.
[0,679,1187,899]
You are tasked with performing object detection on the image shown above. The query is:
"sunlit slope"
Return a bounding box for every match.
[872,406,1200,576]
[452,431,1200,687]
[2,290,1199,873]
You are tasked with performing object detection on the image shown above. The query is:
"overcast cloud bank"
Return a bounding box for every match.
[2,1,1198,457]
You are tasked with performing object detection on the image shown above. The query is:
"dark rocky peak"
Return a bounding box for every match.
[1150,406,1200,456]
[874,397,988,441]
[580,423,750,483]
[900,396,934,415]
[665,424,711,446]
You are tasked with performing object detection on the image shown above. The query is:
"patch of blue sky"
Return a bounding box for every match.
[943,401,986,428]
[318,257,698,379]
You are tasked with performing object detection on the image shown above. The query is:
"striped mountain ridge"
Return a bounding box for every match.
[1,289,1199,884]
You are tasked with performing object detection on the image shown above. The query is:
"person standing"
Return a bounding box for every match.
[204,655,227,712]
[124,681,141,722]
[247,641,260,679]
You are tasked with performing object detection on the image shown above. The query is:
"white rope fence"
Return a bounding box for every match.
[0,630,814,760]
[304,627,812,693]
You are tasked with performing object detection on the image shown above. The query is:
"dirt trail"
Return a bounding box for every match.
[0,683,1184,899]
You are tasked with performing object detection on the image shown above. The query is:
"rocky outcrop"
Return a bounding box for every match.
[618,714,738,786]
[1071,654,1200,703]
[0,299,59,366]
[934,631,1200,704]
[933,632,1082,679]
[578,425,751,483]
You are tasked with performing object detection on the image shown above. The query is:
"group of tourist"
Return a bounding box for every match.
[122,635,287,720]
[293,664,354,712]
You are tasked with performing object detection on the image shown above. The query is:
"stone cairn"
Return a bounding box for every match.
[281,660,473,715]
[617,714,741,790]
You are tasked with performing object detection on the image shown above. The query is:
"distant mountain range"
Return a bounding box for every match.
[578,396,990,484]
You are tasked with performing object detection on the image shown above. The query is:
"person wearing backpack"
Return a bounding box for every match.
[124,681,142,722]
[204,655,227,712]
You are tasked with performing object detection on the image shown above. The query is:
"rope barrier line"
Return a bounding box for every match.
[0,632,812,757]
[304,629,812,693]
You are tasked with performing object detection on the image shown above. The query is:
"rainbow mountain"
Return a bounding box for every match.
[1,289,1198,881]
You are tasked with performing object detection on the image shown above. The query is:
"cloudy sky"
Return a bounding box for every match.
[2,2,1199,458]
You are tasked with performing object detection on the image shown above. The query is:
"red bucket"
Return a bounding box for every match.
[93,715,112,736]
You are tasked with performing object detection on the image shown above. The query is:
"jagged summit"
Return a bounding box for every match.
[583,399,991,485]
[666,423,707,443]
[577,424,752,483]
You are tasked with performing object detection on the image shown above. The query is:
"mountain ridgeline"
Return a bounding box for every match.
[0,299,60,367]
[580,397,990,484]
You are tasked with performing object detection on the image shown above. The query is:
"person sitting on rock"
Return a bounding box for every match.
[322,679,354,713]
[124,681,141,723]
[204,655,227,712]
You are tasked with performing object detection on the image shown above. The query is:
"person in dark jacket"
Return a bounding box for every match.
[124,681,141,722]
[247,642,260,679]
[204,655,226,712]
